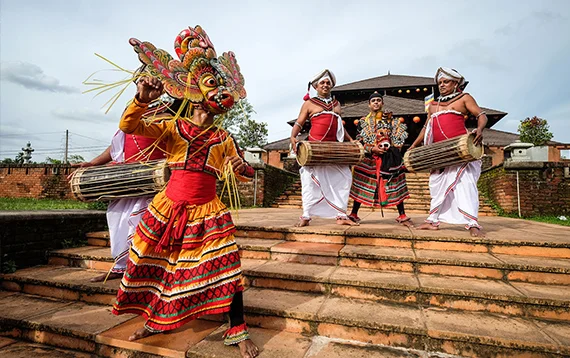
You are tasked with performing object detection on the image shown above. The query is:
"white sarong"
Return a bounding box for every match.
[425,160,482,229]
[300,165,352,219]
[106,197,151,273]
[107,131,152,273]
[423,114,482,229]
[299,113,352,220]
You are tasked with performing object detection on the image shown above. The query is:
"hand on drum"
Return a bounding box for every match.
[67,162,93,181]
[224,156,246,175]
[472,129,483,146]
[290,137,299,154]
[136,77,164,103]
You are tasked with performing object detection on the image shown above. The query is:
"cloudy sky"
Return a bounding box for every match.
[1,0,569,161]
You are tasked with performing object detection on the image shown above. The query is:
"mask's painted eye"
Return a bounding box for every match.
[202,75,217,87]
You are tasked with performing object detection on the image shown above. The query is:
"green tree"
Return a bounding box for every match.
[518,116,553,146]
[0,158,16,164]
[220,99,255,135]
[236,118,268,149]
[68,154,85,164]
[12,152,25,164]
[44,154,84,164]
[219,98,268,149]
[44,157,63,164]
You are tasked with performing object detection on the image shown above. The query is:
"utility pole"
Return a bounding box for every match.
[64,129,69,163]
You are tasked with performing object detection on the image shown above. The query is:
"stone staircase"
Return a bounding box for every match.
[1,211,569,357]
[272,173,498,216]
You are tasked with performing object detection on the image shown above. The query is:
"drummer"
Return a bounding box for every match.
[348,92,412,226]
[72,103,169,282]
[290,69,356,227]
[409,67,488,237]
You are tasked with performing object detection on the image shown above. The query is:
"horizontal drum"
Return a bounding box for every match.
[296,141,365,166]
[404,133,483,173]
[70,160,170,202]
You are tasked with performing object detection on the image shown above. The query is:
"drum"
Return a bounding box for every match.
[403,133,483,173]
[70,160,170,202]
[296,141,365,166]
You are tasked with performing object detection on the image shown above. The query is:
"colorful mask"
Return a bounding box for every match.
[128,25,246,114]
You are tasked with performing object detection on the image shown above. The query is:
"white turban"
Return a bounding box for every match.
[435,67,467,88]
[310,69,336,89]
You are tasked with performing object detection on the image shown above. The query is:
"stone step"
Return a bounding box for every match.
[273,203,496,216]
[243,287,570,357]
[86,231,110,247]
[244,260,570,322]
[41,241,570,287]
[1,291,407,358]
[8,260,568,324]
[0,338,93,358]
[84,226,570,260]
[237,240,570,285]
[271,204,302,209]
[3,259,570,336]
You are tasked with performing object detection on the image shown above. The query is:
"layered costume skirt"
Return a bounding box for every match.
[350,148,409,207]
[112,171,243,332]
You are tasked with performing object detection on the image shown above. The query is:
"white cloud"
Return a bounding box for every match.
[0,62,79,94]
[51,107,110,122]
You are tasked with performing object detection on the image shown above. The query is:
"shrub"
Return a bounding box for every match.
[518,116,553,146]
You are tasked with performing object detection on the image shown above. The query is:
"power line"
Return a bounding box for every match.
[69,132,110,144]
[0,146,108,156]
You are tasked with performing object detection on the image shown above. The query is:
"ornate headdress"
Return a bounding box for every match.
[129,25,246,114]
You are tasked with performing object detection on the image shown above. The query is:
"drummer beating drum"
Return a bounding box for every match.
[290,69,357,227]
[409,67,488,237]
[68,99,170,282]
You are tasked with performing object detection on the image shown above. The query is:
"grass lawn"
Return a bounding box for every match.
[0,197,106,211]
[522,215,570,227]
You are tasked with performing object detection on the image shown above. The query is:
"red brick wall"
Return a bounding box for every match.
[0,164,298,209]
[0,165,74,199]
[479,163,570,216]
[264,150,288,169]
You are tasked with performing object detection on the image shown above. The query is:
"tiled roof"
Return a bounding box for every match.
[342,96,507,118]
[333,74,435,92]
[265,127,561,151]
[481,128,561,147]
[264,133,308,151]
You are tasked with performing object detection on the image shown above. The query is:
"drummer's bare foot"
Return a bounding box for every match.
[238,339,259,358]
[417,222,439,230]
[469,227,486,237]
[295,219,310,227]
[337,218,359,226]
[128,327,157,341]
[90,272,122,283]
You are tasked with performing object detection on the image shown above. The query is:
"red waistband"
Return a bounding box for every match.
[165,171,216,205]
[155,171,217,252]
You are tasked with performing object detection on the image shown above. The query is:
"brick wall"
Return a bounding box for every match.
[216,166,266,207]
[217,164,298,208]
[0,164,74,199]
[1,164,299,208]
[0,211,107,271]
[479,163,570,216]
[262,165,299,207]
